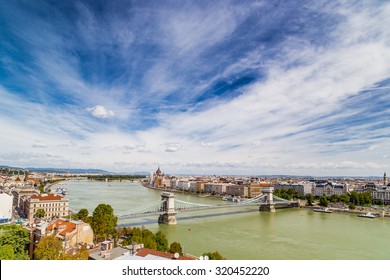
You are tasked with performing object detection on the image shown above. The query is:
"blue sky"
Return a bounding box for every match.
[1,0,390,176]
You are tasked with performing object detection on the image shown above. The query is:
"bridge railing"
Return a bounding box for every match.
[118,193,299,219]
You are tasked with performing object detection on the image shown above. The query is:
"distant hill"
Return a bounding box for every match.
[0,165,110,174]
[27,167,111,174]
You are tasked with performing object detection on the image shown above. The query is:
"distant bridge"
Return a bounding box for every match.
[118,187,299,224]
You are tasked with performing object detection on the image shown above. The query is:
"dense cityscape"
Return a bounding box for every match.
[1,165,390,260]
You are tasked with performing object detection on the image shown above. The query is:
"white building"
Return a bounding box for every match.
[177,179,191,191]
[313,181,346,197]
[204,183,227,195]
[0,192,13,221]
[275,182,314,196]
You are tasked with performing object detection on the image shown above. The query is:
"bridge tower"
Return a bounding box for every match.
[158,192,177,225]
[259,186,276,212]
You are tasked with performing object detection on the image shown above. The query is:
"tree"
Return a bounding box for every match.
[319,195,329,207]
[61,245,89,260]
[330,195,339,203]
[339,194,350,203]
[361,192,372,205]
[155,231,169,252]
[349,191,360,205]
[141,228,157,250]
[122,227,162,251]
[0,244,15,260]
[35,209,45,219]
[348,203,356,210]
[169,242,183,255]
[91,204,118,241]
[34,235,63,260]
[117,226,132,238]
[305,194,314,206]
[77,208,89,221]
[0,224,30,259]
[202,251,226,260]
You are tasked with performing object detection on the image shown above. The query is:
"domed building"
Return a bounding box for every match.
[155,166,162,176]
[149,166,164,188]
[149,166,171,189]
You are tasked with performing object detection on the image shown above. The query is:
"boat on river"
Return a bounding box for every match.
[313,208,333,213]
[357,212,377,218]
[222,196,241,202]
[55,186,69,195]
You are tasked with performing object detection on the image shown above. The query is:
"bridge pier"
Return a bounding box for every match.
[259,187,276,212]
[158,192,177,225]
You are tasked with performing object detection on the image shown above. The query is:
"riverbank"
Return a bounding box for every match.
[305,205,390,218]
[46,179,66,193]
[142,183,227,201]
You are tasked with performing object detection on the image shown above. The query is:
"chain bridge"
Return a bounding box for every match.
[118,187,299,224]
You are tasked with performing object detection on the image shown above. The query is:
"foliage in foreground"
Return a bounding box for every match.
[0,224,30,260]
[202,251,226,260]
[120,227,169,252]
[34,235,88,260]
[91,204,118,241]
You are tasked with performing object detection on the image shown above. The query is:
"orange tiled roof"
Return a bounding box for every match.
[47,220,76,236]
[27,178,40,185]
[30,194,63,201]
[136,248,196,260]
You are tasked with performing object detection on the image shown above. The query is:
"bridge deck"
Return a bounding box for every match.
[118,194,299,219]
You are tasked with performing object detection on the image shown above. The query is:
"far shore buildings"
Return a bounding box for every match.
[355,173,390,205]
[148,166,270,198]
[275,181,314,196]
[312,181,348,197]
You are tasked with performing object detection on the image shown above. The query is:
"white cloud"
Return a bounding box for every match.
[164,143,184,153]
[2,1,390,176]
[87,105,115,119]
[31,143,48,148]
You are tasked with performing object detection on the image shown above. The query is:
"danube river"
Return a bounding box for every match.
[63,180,390,260]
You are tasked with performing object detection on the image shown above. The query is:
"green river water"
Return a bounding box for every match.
[62,180,390,260]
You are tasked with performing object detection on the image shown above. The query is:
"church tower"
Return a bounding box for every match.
[384,172,387,186]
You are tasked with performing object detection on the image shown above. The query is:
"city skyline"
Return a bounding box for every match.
[1,1,390,176]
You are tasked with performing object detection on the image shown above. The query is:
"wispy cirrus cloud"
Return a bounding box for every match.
[1,0,390,175]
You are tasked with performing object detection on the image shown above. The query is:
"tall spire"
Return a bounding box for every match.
[384,172,387,186]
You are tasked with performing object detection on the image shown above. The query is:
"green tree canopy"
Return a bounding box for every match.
[77,208,89,220]
[339,194,350,203]
[305,194,314,206]
[168,241,183,255]
[35,209,45,219]
[319,195,329,207]
[0,224,30,259]
[202,251,226,260]
[0,244,15,260]
[141,228,157,250]
[91,204,118,241]
[34,235,63,260]
[122,227,166,251]
[155,231,169,252]
[61,245,89,260]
